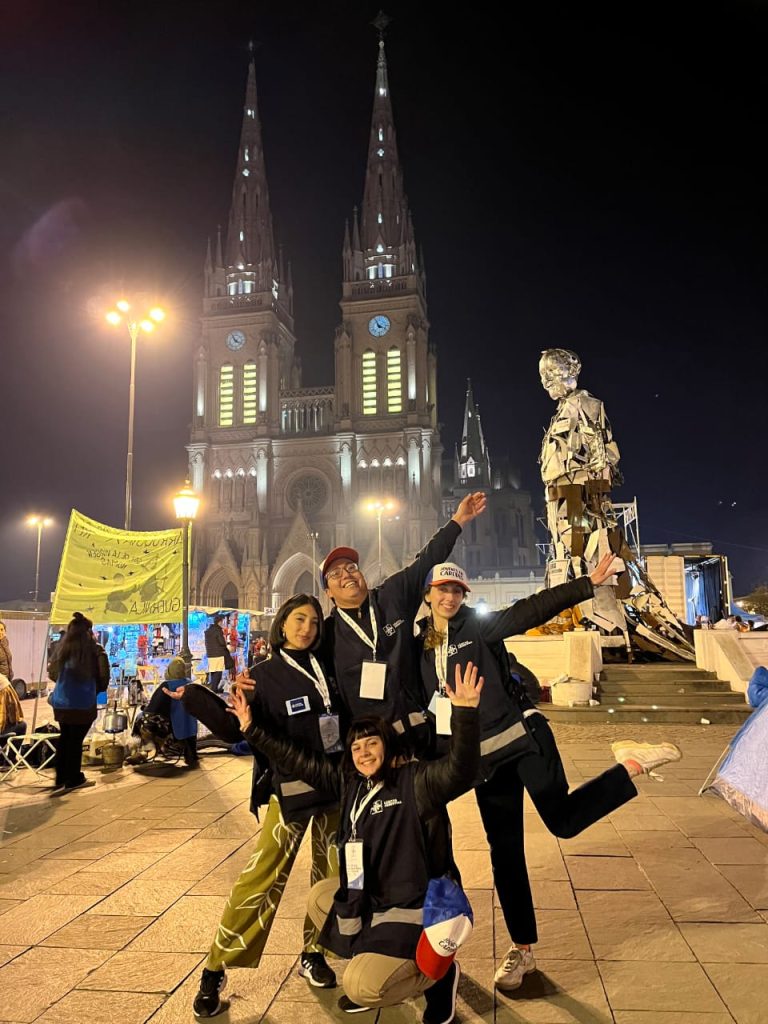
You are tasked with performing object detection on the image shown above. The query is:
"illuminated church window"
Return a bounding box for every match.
[219,365,234,426]
[362,350,377,415]
[243,362,257,424]
[387,347,402,413]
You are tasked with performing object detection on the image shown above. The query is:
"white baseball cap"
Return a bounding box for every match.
[424,562,471,592]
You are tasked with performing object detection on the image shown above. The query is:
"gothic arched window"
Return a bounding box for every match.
[387,347,402,413]
[362,350,377,415]
[243,361,257,424]
[219,365,234,427]
[221,583,239,609]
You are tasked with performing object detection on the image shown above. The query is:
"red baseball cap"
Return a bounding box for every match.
[320,546,360,586]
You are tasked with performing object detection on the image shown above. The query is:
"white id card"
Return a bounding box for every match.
[435,695,452,735]
[285,695,311,716]
[360,660,386,700]
[345,840,365,889]
[318,713,343,754]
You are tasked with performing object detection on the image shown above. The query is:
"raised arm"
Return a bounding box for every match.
[380,492,488,610]
[417,662,483,815]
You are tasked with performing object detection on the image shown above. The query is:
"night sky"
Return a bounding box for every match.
[1,0,765,604]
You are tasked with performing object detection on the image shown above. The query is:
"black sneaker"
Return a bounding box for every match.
[423,961,461,1024]
[193,968,227,1018]
[298,952,337,988]
[338,994,371,1013]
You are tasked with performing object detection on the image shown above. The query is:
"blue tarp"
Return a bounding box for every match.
[710,701,768,832]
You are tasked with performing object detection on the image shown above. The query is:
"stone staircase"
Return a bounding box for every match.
[545,663,753,725]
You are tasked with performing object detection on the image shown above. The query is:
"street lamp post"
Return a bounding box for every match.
[26,515,53,610]
[365,499,397,585]
[173,481,200,675]
[308,531,319,596]
[106,301,166,530]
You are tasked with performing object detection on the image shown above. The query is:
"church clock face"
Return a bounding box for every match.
[368,314,391,337]
[226,330,246,351]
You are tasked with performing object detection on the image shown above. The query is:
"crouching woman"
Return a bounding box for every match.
[228,662,483,1024]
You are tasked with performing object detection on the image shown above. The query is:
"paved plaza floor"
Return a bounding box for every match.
[0,721,766,1024]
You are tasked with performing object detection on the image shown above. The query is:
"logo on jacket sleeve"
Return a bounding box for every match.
[383,619,404,637]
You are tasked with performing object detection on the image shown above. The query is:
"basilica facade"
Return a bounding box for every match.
[188,41,442,615]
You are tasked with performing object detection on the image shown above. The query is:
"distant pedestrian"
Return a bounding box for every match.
[0,622,13,681]
[47,612,110,794]
[204,614,234,693]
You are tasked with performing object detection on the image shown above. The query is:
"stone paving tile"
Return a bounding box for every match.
[41,913,155,949]
[150,810,227,829]
[35,989,164,1024]
[0,944,27,967]
[146,787,213,808]
[632,848,759,922]
[495,908,592,960]
[82,851,168,875]
[127,895,225,952]
[613,1013,734,1023]
[143,955,295,1022]
[558,822,630,858]
[0,893,101,945]
[576,890,694,961]
[525,835,569,881]
[454,849,493,888]
[138,836,246,881]
[5,823,98,848]
[42,839,125,861]
[598,961,727,1013]
[118,828,200,854]
[80,820,154,844]
[717,864,768,909]
[0,898,24,917]
[564,855,650,890]
[496,959,613,1023]
[262,915,303,955]
[77,949,204,993]
[460,890,493,959]
[531,880,577,910]
[0,946,112,1022]
[679,922,768,963]
[608,810,679,831]
[703,963,766,1024]
[89,878,192,916]
[119,805,184,820]
[195,808,260,840]
[0,859,82,898]
[691,837,768,864]
[45,866,137,896]
[616,829,694,853]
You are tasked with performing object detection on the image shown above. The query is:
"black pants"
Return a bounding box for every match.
[207,671,224,693]
[54,722,91,788]
[475,713,637,945]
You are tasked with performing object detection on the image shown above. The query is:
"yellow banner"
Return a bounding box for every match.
[51,510,184,625]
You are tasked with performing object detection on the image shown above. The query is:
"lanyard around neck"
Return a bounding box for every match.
[435,629,449,695]
[336,603,378,660]
[349,779,384,840]
[279,650,332,714]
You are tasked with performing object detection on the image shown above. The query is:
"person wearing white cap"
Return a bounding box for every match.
[319,491,487,751]
[419,556,682,993]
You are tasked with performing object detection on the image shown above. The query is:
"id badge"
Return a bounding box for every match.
[345,840,365,890]
[285,695,311,716]
[318,713,343,754]
[435,695,452,735]
[360,660,386,701]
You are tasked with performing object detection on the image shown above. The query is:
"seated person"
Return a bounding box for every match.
[128,657,198,766]
[0,673,27,755]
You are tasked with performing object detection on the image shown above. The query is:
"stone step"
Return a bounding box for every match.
[599,680,734,695]
[601,666,717,681]
[544,703,752,726]
[600,691,745,707]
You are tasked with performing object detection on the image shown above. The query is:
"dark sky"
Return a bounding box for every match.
[1,0,766,604]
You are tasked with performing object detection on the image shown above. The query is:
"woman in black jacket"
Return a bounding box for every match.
[228,662,484,1024]
[190,595,343,1018]
[419,557,682,994]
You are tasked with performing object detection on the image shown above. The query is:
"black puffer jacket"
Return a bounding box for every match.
[242,704,479,887]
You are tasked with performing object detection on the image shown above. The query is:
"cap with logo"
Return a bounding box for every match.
[320,546,360,587]
[424,562,471,592]
[415,876,474,980]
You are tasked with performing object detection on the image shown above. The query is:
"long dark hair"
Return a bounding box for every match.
[269,594,324,652]
[58,612,97,679]
[342,716,401,788]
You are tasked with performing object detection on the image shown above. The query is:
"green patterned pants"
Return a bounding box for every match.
[207,795,339,970]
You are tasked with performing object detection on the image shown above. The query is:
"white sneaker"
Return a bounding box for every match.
[611,740,682,781]
[494,946,536,991]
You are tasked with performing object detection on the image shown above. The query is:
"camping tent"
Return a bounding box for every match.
[706,700,768,832]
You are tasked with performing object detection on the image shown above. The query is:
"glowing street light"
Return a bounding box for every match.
[365,499,397,584]
[174,481,200,673]
[105,300,167,530]
[26,515,53,610]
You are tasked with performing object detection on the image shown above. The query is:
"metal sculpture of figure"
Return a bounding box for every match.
[538,347,694,659]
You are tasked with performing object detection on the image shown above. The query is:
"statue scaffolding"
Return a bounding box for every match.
[538,347,694,660]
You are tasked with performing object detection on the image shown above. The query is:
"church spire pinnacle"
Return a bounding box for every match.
[458,379,492,487]
[224,55,278,297]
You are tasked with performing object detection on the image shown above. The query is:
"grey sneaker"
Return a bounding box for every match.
[612,740,682,780]
[494,946,536,991]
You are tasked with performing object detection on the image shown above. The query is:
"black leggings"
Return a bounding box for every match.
[54,721,91,788]
[475,713,637,945]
